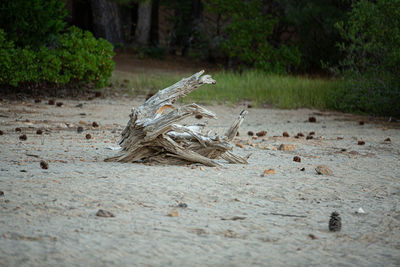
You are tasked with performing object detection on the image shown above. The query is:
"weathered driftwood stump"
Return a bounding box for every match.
[105,70,248,167]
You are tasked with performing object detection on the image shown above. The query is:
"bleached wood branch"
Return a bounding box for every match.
[105,71,249,166]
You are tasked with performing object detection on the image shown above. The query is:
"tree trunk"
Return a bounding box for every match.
[135,1,152,45]
[105,71,249,167]
[90,0,125,45]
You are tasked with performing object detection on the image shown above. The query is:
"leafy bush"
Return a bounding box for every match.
[205,0,301,74]
[0,0,67,48]
[331,0,400,117]
[0,27,115,88]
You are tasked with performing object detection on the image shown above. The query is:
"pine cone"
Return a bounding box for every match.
[329,211,341,232]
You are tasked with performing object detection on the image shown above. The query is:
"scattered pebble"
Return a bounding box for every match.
[282,132,290,137]
[247,104,252,108]
[56,102,63,107]
[40,160,49,169]
[315,165,333,175]
[19,134,27,141]
[177,203,188,208]
[77,126,84,133]
[167,210,179,217]
[95,91,102,97]
[329,212,341,232]
[300,167,305,171]
[235,143,245,149]
[75,103,83,108]
[357,140,365,145]
[236,132,240,136]
[96,209,115,218]
[308,116,317,123]
[309,131,315,136]
[195,114,203,120]
[384,137,391,142]
[359,121,365,125]
[306,135,314,140]
[0,191,3,196]
[34,98,41,103]
[79,120,86,125]
[337,137,343,140]
[297,132,304,137]
[15,127,22,132]
[256,130,267,137]
[247,131,254,136]
[308,234,318,240]
[356,207,365,214]
[199,166,205,171]
[263,169,276,175]
[293,156,301,162]
[85,133,92,139]
[92,121,99,128]
[279,144,296,151]
[0,130,3,135]
[36,129,43,135]
[48,99,55,105]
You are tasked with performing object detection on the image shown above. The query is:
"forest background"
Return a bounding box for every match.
[0,0,399,117]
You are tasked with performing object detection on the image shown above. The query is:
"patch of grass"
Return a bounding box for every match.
[112,70,342,110]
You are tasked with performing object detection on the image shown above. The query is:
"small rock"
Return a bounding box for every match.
[96,209,115,217]
[48,99,55,105]
[356,207,365,214]
[177,203,188,208]
[199,166,205,171]
[263,169,276,175]
[384,137,391,142]
[34,98,41,103]
[306,135,314,140]
[315,165,333,175]
[40,160,49,169]
[357,140,365,145]
[79,120,86,125]
[293,156,301,162]
[297,132,304,137]
[167,210,179,217]
[300,167,305,171]
[36,129,43,135]
[279,144,296,151]
[0,191,3,196]
[256,130,267,137]
[56,102,63,107]
[195,114,203,120]
[235,143,245,149]
[92,121,99,128]
[15,127,22,132]
[308,234,318,240]
[77,126,84,133]
[19,134,27,141]
[75,103,83,108]
[247,104,252,108]
[337,137,343,140]
[309,131,315,136]
[85,133,92,139]
[236,132,240,136]
[95,91,102,97]
[309,116,317,123]
[359,121,365,125]
[282,132,290,137]
[247,131,254,136]
[0,130,3,135]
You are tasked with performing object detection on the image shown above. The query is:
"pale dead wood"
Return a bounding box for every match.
[105,70,249,166]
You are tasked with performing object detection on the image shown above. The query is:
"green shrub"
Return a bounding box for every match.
[0,0,67,48]
[0,27,115,88]
[332,0,400,117]
[205,0,301,74]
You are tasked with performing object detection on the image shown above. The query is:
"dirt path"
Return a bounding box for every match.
[0,96,399,266]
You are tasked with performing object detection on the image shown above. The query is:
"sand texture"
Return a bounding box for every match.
[0,97,399,266]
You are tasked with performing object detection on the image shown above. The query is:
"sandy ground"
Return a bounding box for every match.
[0,95,399,266]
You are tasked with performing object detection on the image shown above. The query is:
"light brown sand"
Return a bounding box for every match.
[0,96,399,266]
